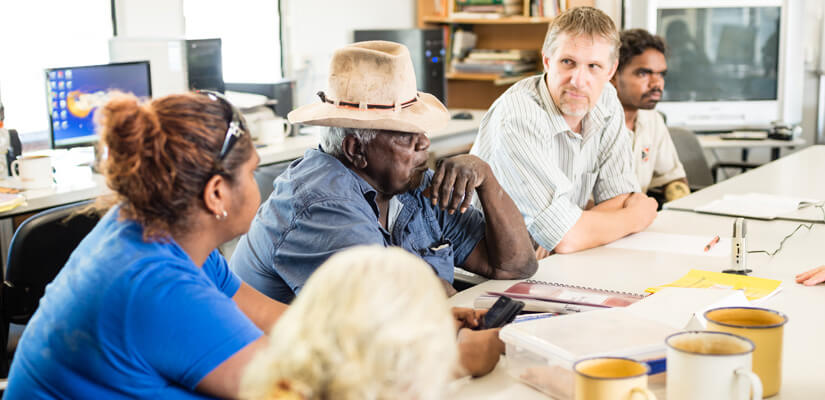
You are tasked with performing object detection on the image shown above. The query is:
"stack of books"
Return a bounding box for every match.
[452,49,539,76]
[452,0,523,18]
[529,0,570,17]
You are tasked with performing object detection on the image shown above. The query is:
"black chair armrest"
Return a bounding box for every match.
[710,162,762,182]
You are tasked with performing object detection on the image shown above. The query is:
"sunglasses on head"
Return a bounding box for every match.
[197,90,247,160]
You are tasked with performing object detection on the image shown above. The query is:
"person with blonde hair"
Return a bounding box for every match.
[241,246,458,400]
[470,7,658,258]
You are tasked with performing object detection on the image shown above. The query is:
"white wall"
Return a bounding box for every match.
[114,0,184,37]
[280,0,416,108]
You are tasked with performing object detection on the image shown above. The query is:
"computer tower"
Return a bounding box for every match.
[353,29,446,104]
[108,37,225,96]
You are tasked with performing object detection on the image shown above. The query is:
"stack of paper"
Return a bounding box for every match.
[695,193,818,220]
[0,193,25,213]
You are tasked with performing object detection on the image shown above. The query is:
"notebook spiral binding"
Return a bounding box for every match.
[524,279,647,298]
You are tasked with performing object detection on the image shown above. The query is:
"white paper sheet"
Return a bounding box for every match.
[695,193,819,220]
[605,231,731,257]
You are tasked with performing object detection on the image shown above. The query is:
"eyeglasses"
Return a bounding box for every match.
[198,90,247,160]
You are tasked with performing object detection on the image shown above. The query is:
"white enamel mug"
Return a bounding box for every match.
[11,154,54,189]
[666,331,762,400]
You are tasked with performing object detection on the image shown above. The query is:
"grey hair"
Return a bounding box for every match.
[321,126,380,157]
[541,6,620,61]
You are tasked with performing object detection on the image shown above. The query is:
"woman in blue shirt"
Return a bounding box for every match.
[5,91,287,399]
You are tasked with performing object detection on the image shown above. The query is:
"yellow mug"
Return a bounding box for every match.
[704,306,788,397]
[573,356,656,400]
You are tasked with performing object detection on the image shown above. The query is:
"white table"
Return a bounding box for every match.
[697,135,805,166]
[447,210,825,399]
[664,145,825,223]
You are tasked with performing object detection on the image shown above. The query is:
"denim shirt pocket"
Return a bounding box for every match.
[416,240,455,282]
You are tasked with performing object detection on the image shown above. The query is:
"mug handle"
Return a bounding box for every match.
[10,159,20,178]
[735,368,763,400]
[631,387,657,400]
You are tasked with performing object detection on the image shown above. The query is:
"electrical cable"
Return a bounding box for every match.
[747,202,825,257]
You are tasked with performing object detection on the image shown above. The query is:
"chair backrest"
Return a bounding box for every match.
[3,200,100,325]
[668,127,715,189]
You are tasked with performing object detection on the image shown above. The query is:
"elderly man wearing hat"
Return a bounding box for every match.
[229,40,537,376]
[230,41,536,303]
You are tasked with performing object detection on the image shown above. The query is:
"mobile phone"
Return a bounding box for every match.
[479,296,525,330]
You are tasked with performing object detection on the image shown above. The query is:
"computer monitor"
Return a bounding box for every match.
[629,0,803,131]
[45,61,152,149]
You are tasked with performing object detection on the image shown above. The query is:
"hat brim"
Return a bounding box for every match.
[287,92,449,134]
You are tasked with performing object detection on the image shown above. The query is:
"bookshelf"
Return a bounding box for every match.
[417,0,594,109]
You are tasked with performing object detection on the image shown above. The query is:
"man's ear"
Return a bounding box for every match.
[341,135,368,169]
[202,174,226,217]
[542,53,551,72]
[607,58,619,81]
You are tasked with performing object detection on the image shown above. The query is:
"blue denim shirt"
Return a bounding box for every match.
[229,148,486,303]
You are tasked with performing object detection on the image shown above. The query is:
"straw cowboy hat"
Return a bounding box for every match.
[287,41,449,134]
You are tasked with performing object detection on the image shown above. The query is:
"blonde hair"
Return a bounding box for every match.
[541,6,620,61]
[240,246,458,400]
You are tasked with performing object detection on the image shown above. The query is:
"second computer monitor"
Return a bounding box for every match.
[45,61,152,149]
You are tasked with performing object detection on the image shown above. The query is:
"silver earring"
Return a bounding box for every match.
[215,210,228,220]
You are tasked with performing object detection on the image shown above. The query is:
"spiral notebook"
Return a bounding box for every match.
[476,280,647,313]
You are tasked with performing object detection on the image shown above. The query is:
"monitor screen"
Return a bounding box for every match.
[656,6,780,103]
[45,61,152,149]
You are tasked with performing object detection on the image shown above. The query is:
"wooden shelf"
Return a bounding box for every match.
[446,71,538,85]
[422,15,553,25]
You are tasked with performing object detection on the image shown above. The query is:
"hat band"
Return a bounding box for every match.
[317,91,417,111]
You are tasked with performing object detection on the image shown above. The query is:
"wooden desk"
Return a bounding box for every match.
[447,210,825,399]
[664,145,825,223]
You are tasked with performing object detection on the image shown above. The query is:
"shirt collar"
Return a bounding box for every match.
[537,74,571,137]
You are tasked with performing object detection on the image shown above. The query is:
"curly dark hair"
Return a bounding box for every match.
[618,29,667,72]
[96,92,254,240]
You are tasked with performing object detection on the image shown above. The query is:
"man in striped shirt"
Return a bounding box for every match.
[470,7,658,257]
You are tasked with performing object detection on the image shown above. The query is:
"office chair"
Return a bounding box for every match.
[0,200,100,376]
[668,127,759,191]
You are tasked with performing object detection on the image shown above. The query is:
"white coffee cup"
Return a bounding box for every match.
[666,331,762,400]
[257,117,289,145]
[11,154,54,189]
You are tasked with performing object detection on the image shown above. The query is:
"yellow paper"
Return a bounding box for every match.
[646,269,781,302]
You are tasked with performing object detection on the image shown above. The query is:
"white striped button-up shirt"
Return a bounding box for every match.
[470,74,639,250]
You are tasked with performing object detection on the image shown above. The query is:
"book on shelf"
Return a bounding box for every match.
[452,60,537,75]
[645,269,783,304]
[474,279,647,313]
[453,0,522,17]
[466,49,539,61]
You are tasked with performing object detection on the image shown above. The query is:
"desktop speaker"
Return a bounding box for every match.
[353,29,446,104]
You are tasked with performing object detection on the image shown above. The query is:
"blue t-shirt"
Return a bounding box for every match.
[5,207,263,399]
[229,148,486,303]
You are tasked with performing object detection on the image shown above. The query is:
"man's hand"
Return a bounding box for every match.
[796,266,825,286]
[425,155,491,215]
[622,192,658,231]
[452,307,486,330]
[457,328,505,377]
